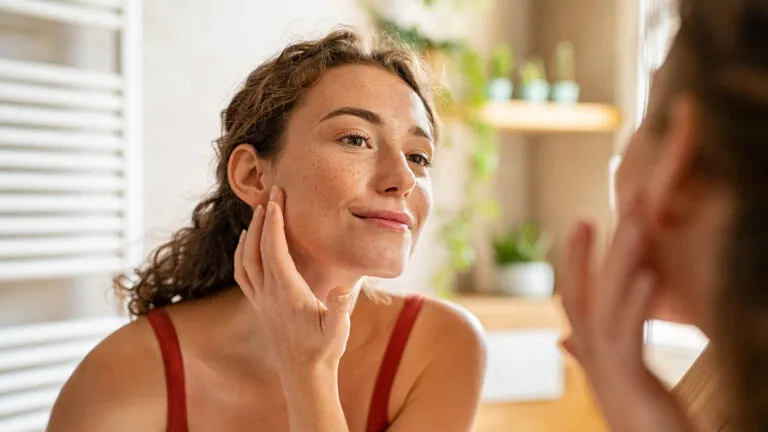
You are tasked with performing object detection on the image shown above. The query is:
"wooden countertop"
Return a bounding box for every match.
[453,295,607,432]
[454,294,569,332]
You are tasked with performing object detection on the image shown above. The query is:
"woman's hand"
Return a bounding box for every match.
[560,210,696,432]
[234,186,352,432]
[234,186,354,372]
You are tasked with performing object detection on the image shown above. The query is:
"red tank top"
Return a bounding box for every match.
[147,295,424,432]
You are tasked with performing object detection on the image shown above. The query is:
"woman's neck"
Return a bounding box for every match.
[289,242,363,302]
[218,262,364,374]
[294,261,363,304]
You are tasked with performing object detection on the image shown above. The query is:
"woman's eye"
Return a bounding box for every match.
[408,154,432,168]
[340,134,369,147]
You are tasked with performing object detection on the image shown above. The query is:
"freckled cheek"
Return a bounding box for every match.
[282,155,365,219]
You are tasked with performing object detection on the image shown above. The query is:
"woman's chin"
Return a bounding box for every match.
[366,266,406,279]
[350,257,408,279]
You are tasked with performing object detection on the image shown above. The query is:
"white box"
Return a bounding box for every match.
[481,329,564,403]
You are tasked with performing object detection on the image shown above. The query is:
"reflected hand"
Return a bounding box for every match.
[560,210,695,432]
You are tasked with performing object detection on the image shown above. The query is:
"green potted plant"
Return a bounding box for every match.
[551,41,580,104]
[492,222,554,298]
[518,58,549,103]
[487,43,514,101]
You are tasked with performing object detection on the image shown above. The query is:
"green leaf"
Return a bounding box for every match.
[459,48,489,104]
[451,242,476,271]
[520,57,547,83]
[554,41,575,81]
[478,199,500,218]
[472,146,499,178]
[492,222,551,264]
[375,16,463,54]
[489,43,514,78]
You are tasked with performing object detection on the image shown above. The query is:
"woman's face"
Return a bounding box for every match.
[614,61,734,332]
[268,64,434,278]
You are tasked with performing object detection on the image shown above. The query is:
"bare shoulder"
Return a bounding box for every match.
[367,291,487,430]
[415,295,487,358]
[48,317,166,431]
[366,290,486,361]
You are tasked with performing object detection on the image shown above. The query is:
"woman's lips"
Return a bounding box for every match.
[352,210,414,233]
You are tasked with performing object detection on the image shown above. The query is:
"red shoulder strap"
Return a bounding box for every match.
[147,308,189,432]
[366,295,425,432]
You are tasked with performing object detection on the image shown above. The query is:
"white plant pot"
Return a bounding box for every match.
[494,262,555,298]
[518,80,550,103]
[551,80,580,104]
[487,78,514,101]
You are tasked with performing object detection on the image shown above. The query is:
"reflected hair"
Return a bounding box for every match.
[650,1,768,429]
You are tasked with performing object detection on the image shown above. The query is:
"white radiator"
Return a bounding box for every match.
[0,316,126,431]
[0,0,143,281]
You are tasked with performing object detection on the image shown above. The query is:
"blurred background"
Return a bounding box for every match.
[0,0,708,430]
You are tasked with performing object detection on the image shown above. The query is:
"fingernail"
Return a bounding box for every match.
[255,204,263,219]
[266,200,276,217]
[335,291,352,303]
[239,230,246,244]
[269,185,278,202]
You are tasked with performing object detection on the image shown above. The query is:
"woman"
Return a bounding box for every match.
[561,0,768,430]
[48,30,486,432]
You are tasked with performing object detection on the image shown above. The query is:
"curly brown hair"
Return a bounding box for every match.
[115,28,439,317]
[654,0,768,429]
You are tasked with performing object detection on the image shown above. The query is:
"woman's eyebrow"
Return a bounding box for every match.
[321,107,433,144]
[411,125,433,143]
[320,107,383,125]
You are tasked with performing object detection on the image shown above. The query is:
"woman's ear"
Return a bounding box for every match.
[228,143,269,208]
[645,95,701,228]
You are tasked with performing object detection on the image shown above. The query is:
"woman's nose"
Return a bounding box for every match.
[375,151,417,197]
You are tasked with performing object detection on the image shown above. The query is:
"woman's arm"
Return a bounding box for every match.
[281,364,348,432]
[47,324,165,432]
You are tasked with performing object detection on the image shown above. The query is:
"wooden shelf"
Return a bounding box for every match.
[481,101,621,133]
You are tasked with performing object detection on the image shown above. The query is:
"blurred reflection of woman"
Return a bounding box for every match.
[560,1,768,430]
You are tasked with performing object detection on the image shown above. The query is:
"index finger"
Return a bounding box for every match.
[595,215,648,325]
[242,203,266,291]
[260,187,314,302]
[560,221,594,331]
